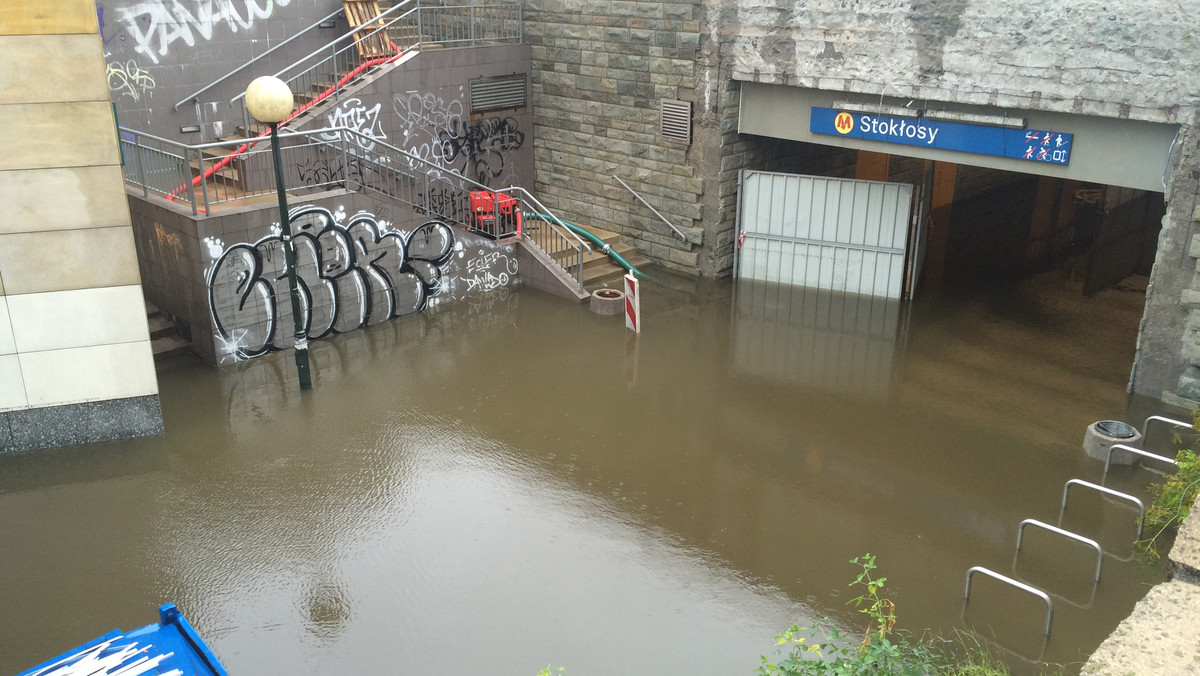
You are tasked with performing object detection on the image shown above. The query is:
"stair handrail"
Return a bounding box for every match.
[173,5,348,111]
[493,186,590,252]
[120,123,589,284]
[612,174,687,241]
[332,129,590,254]
[229,0,420,108]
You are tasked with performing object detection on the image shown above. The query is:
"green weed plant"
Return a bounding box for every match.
[756,554,1023,676]
[1136,445,1200,563]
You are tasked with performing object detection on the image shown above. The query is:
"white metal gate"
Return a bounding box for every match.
[735,170,915,299]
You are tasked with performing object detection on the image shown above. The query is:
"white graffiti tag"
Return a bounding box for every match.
[321,98,387,151]
[119,0,293,64]
[106,56,156,102]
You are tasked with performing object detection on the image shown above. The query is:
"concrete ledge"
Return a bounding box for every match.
[1082,580,1200,674]
[0,395,164,453]
[1084,495,1200,674]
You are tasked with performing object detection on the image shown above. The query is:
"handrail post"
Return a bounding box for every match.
[133,133,148,198]
[417,0,424,49]
[183,147,198,215]
[470,0,476,44]
[196,147,211,215]
[332,42,341,101]
[340,132,350,190]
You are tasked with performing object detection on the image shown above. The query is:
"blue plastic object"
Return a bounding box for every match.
[17,603,228,676]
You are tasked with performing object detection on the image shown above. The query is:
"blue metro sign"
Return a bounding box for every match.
[811,107,1073,166]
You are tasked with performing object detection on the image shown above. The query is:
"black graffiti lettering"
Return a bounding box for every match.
[295,158,344,187]
[437,116,525,184]
[414,187,468,221]
[207,206,454,361]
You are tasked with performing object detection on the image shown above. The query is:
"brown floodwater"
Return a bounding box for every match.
[0,269,1177,675]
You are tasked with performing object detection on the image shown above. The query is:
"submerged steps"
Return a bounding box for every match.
[539,222,650,287]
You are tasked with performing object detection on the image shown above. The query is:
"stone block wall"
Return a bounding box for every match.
[722,0,1198,125]
[0,0,162,452]
[525,0,707,274]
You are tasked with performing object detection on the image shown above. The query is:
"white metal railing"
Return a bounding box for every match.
[227,0,522,138]
[173,4,349,111]
[119,124,587,290]
[331,130,588,287]
[612,174,686,241]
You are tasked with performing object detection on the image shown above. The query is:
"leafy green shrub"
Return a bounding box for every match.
[757,555,1022,676]
[1136,445,1200,563]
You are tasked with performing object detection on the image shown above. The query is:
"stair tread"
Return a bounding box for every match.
[151,334,191,359]
[147,314,174,339]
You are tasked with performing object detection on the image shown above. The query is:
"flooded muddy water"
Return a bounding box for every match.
[0,269,1175,675]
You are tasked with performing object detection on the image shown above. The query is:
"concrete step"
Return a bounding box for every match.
[147,313,176,340]
[583,255,651,286]
[151,334,192,360]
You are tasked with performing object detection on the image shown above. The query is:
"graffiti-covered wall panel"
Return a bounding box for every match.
[291,45,535,191]
[129,187,521,366]
[97,0,346,139]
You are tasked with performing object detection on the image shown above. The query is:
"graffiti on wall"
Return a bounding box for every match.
[391,90,525,185]
[115,0,293,64]
[439,237,519,301]
[205,206,454,362]
[440,116,525,184]
[106,55,157,102]
[414,187,468,222]
[321,98,388,152]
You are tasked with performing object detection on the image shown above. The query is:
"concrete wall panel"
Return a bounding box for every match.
[0,0,98,36]
[0,227,141,295]
[0,298,15,355]
[7,286,150,353]
[19,341,157,408]
[0,34,109,103]
[0,166,132,234]
[0,102,119,171]
[0,355,26,412]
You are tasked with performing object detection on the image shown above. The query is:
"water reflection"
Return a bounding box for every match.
[733,282,907,398]
[0,271,1177,676]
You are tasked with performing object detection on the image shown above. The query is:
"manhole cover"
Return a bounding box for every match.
[1096,420,1137,438]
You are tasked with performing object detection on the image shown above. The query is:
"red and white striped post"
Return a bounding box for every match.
[624,273,640,333]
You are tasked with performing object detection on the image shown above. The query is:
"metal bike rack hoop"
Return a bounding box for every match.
[1060,479,1147,539]
[1015,518,1103,583]
[1104,443,1179,477]
[963,566,1054,636]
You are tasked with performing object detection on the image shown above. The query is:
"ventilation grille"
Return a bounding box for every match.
[471,76,527,113]
[660,99,692,144]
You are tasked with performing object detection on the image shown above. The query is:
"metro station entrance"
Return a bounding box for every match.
[734,85,1175,303]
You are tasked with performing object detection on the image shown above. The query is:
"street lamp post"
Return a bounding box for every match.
[245,75,312,390]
